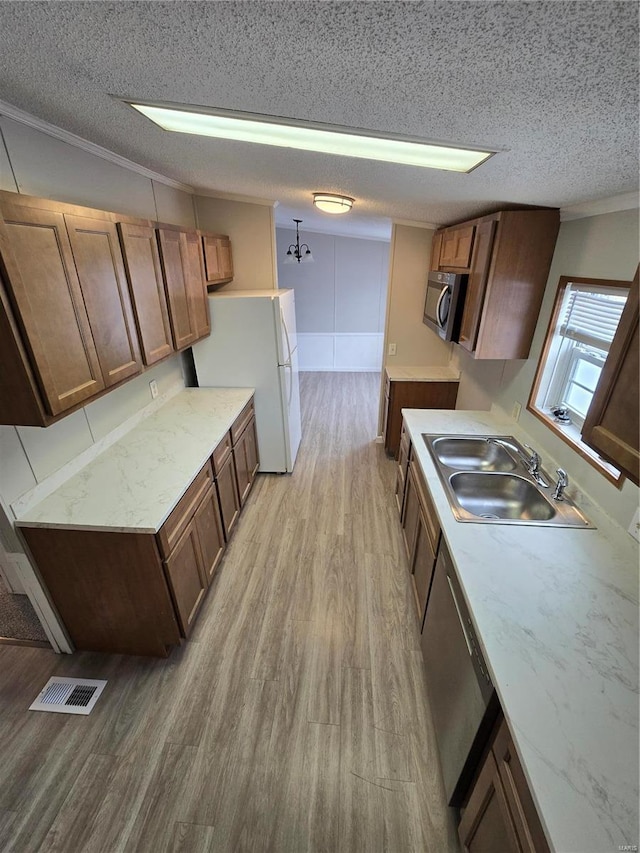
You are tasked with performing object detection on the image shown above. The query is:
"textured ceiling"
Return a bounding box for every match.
[0,1,637,229]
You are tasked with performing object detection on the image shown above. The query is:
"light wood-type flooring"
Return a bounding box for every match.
[0,372,459,853]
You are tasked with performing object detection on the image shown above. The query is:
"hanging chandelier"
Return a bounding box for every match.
[285,219,314,264]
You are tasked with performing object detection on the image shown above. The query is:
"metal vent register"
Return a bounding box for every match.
[29,677,107,715]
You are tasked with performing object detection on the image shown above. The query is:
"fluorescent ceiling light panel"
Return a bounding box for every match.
[128,103,495,173]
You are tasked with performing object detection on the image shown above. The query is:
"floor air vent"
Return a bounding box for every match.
[29,677,107,715]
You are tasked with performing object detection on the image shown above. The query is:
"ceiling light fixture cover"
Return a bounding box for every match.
[313,193,354,214]
[127,102,496,173]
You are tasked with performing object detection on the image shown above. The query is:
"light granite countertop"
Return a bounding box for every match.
[403,407,639,853]
[16,388,254,534]
[385,365,460,382]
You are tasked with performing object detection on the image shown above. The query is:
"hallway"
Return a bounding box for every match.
[0,372,458,852]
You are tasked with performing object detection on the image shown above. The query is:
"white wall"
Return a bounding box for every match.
[276,227,389,370]
[194,195,278,291]
[452,208,639,530]
[0,113,195,594]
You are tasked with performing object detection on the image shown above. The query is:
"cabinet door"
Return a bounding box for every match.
[492,719,550,853]
[0,201,105,415]
[183,230,210,340]
[157,227,197,350]
[217,236,233,280]
[193,486,225,584]
[582,269,639,485]
[216,452,241,541]
[458,749,520,853]
[118,222,174,365]
[163,522,207,637]
[401,464,420,563]
[459,218,497,354]
[202,234,233,284]
[233,416,259,506]
[440,225,475,269]
[64,215,142,387]
[411,508,437,626]
[430,230,443,270]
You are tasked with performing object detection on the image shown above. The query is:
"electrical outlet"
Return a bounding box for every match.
[388,343,397,356]
[512,401,522,421]
[628,508,640,543]
[149,380,159,399]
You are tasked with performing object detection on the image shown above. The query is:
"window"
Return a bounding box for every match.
[528,276,629,484]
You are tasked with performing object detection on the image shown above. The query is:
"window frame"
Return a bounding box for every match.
[527,275,630,487]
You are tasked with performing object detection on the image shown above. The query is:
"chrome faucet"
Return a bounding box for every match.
[487,438,549,487]
[552,468,569,501]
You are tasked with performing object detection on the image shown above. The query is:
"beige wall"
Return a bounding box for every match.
[194,195,278,291]
[383,223,452,368]
[453,208,639,530]
[0,113,195,580]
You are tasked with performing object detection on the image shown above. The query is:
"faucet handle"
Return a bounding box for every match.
[523,443,541,470]
[553,468,569,501]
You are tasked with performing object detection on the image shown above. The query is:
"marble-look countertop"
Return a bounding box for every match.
[385,365,460,382]
[403,408,639,853]
[16,388,254,534]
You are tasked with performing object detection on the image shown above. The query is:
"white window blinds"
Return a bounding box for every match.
[559,285,629,352]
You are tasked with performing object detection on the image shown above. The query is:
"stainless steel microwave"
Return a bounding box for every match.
[423,271,467,342]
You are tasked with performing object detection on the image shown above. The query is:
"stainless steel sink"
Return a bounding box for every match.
[422,433,593,527]
[450,472,556,521]
[431,436,517,472]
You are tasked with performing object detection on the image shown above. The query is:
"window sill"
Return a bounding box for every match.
[526,405,624,488]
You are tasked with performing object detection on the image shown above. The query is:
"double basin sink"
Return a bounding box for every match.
[423,434,593,527]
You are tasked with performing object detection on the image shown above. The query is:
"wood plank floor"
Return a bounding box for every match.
[0,372,459,853]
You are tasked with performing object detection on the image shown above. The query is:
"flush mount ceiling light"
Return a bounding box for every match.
[313,193,354,214]
[127,102,496,173]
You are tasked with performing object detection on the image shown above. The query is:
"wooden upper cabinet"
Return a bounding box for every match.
[582,268,639,485]
[458,217,497,353]
[183,230,210,339]
[440,224,475,269]
[438,209,560,360]
[157,227,210,350]
[430,230,444,271]
[157,227,197,350]
[118,222,174,366]
[202,233,234,285]
[64,214,142,387]
[0,200,105,417]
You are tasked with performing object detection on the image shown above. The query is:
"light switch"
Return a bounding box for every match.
[388,343,397,356]
[149,380,159,399]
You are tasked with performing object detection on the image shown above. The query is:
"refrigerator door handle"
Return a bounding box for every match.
[280,305,293,366]
[285,361,293,407]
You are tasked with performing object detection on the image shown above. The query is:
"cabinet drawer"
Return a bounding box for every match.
[409,458,440,551]
[212,431,233,474]
[231,399,255,445]
[157,461,213,558]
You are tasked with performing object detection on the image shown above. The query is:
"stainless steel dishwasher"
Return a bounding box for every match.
[421,539,498,806]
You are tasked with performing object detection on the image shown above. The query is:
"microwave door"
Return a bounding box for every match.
[436,286,451,330]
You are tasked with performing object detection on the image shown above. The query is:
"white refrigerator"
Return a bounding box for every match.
[191,289,302,473]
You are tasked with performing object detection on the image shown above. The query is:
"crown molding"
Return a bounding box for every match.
[560,191,639,221]
[393,218,439,230]
[193,188,279,207]
[0,98,194,194]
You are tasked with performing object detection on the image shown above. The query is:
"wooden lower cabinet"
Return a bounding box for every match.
[459,716,550,853]
[411,509,437,627]
[194,486,225,583]
[216,453,241,540]
[384,378,459,458]
[233,415,260,505]
[163,523,208,637]
[19,398,258,656]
